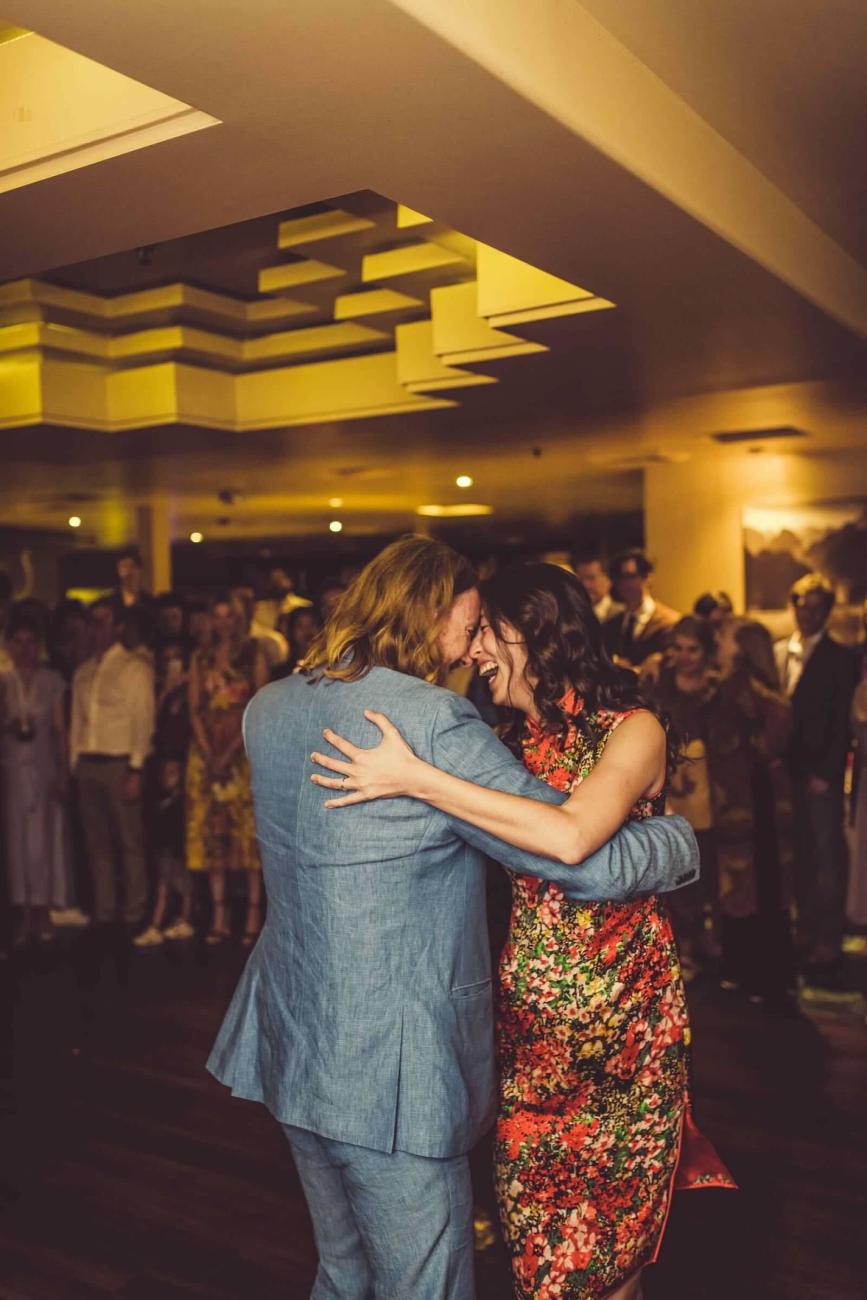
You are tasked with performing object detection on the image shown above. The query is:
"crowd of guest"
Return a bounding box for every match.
[1,541,865,1005]
[575,548,865,1000]
[0,549,346,954]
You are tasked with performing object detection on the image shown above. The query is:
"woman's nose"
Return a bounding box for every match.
[469,631,483,659]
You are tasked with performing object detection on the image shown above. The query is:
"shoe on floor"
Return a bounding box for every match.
[50,907,91,928]
[132,925,164,948]
[163,920,195,941]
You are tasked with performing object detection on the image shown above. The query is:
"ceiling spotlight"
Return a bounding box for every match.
[190,531,204,544]
[328,497,344,508]
[68,515,82,529]
[455,474,473,489]
[416,503,493,518]
[329,520,344,533]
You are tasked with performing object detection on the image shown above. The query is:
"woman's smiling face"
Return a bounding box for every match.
[470,611,538,716]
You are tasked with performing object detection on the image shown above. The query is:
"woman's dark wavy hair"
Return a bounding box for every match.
[479,563,676,768]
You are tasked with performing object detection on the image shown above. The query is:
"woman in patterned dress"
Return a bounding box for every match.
[312,564,734,1300]
[186,592,267,944]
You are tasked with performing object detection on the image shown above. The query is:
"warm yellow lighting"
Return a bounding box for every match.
[190,531,204,544]
[328,497,344,508]
[415,503,493,518]
[329,520,343,533]
[68,515,82,528]
[455,474,473,488]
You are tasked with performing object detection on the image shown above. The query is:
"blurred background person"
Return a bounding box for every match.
[848,647,867,932]
[187,599,212,652]
[233,584,289,673]
[112,548,155,628]
[70,600,154,931]
[255,564,312,633]
[314,577,347,625]
[49,598,92,684]
[134,755,194,947]
[573,550,623,624]
[186,592,266,945]
[603,548,680,666]
[0,607,72,948]
[154,591,189,653]
[275,604,321,677]
[693,591,735,631]
[650,615,719,980]
[775,574,857,991]
[714,618,795,1005]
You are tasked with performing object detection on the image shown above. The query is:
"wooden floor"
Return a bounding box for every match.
[1,927,865,1300]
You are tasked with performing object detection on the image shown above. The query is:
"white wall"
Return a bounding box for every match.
[645,447,867,615]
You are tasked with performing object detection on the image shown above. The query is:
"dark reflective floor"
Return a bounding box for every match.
[1,925,864,1300]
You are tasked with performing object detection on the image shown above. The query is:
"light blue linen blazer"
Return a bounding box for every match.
[207,668,698,1158]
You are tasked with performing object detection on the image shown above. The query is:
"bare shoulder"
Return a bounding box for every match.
[603,709,666,762]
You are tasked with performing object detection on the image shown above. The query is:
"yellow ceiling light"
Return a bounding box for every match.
[329,520,343,533]
[415,503,493,518]
[190,531,204,543]
[455,474,473,488]
[328,497,344,508]
[68,515,82,528]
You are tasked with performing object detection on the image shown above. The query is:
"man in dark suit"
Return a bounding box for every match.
[602,548,680,666]
[775,574,857,990]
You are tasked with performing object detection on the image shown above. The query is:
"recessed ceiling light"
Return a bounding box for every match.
[329,520,343,533]
[328,497,344,508]
[711,425,806,444]
[190,531,204,544]
[455,474,473,489]
[68,515,82,528]
[415,503,493,518]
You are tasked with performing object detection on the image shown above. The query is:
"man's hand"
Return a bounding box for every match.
[807,775,830,796]
[121,770,142,803]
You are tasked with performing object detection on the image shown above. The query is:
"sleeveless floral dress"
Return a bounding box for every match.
[185,643,259,873]
[495,699,734,1299]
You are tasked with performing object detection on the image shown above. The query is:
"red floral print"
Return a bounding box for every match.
[494,699,734,1298]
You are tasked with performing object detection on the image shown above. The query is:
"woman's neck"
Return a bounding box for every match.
[675,667,707,692]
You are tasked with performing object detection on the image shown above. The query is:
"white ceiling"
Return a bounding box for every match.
[0,0,865,544]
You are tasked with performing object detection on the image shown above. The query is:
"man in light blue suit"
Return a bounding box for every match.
[208,536,698,1300]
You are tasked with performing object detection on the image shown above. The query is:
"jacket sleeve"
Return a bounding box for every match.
[431,693,698,900]
[814,647,857,784]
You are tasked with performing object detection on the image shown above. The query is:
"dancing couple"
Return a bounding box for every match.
[208,536,733,1300]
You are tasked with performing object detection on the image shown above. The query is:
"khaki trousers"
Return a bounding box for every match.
[76,757,148,923]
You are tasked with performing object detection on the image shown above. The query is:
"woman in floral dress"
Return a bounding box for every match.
[312,564,734,1300]
[187,593,267,944]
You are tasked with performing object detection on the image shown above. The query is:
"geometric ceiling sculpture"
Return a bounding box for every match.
[0,24,219,197]
[0,193,615,432]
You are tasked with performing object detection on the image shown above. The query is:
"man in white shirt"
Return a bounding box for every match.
[573,555,624,625]
[71,599,155,927]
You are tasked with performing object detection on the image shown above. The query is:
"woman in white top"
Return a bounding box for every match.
[0,607,71,946]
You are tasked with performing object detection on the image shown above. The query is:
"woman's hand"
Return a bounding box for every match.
[311,710,420,806]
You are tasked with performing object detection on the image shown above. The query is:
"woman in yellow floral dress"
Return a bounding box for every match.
[187,592,267,944]
[312,564,734,1300]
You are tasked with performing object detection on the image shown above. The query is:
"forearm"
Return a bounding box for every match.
[409,756,584,864]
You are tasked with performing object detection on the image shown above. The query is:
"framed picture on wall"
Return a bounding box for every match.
[743,500,867,611]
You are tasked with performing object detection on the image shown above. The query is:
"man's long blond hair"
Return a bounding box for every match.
[304,535,477,684]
